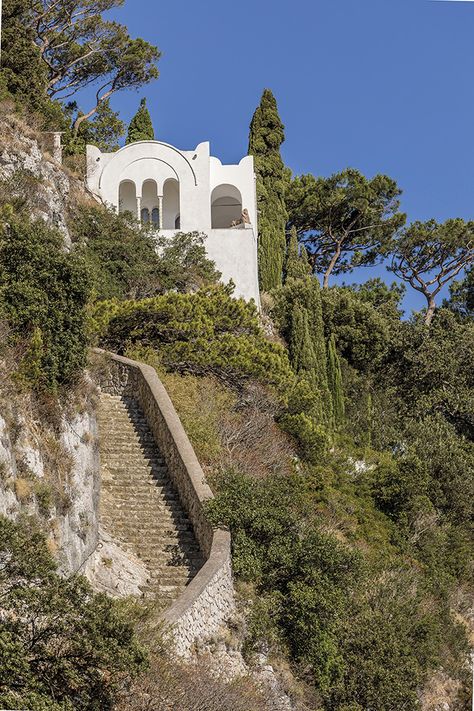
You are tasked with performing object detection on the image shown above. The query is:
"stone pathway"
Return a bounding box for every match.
[97,393,203,603]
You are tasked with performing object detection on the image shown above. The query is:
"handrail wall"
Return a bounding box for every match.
[92,349,234,655]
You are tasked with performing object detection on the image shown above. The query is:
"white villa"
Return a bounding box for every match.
[86,140,260,306]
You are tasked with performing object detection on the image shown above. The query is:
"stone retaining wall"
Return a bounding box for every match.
[92,349,235,655]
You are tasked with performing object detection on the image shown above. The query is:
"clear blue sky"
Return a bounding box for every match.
[88,0,474,314]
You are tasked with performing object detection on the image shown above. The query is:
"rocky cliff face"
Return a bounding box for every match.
[0,372,155,588]
[0,110,83,246]
[0,110,98,573]
[0,378,101,575]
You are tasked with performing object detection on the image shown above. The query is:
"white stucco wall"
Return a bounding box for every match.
[86,140,260,306]
[158,227,260,307]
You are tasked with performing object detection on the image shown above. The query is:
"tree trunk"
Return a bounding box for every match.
[72,91,113,137]
[323,246,342,289]
[73,110,97,138]
[424,295,436,325]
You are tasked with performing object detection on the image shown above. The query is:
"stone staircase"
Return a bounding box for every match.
[97,393,204,603]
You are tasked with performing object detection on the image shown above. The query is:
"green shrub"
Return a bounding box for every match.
[325,572,467,711]
[153,230,222,292]
[95,286,293,389]
[320,286,392,372]
[273,276,331,401]
[72,205,220,301]
[207,469,361,690]
[16,325,44,387]
[0,516,146,710]
[279,412,330,463]
[0,217,90,389]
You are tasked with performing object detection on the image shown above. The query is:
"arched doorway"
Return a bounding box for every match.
[142,179,159,226]
[118,180,137,216]
[163,178,180,229]
[211,184,243,228]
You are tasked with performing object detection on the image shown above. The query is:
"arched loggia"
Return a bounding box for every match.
[211,184,243,228]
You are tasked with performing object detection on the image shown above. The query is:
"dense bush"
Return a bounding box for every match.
[0,0,65,125]
[325,571,467,711]
[72,206,221,301]
[95,285,293,388]
[0,516,146,711]
[320,286,393,372]
[206,467,467,711]
[0,217,90,389]
[206,469,362,692]
[380,310,474,439]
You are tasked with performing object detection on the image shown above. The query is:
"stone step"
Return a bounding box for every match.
[102,527,197,541]
[102,458,166,465]
[103,477,174,486]
[101,492,183,506]
[97,393,203,607]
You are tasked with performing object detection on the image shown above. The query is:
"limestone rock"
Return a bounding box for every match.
[0,395,101,576]
[84,528,149,597]
[0,116,71,245]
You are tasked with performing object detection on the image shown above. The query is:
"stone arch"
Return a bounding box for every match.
[119,180,137,216]
[163,178,180,229]
[211,184,242,228]
[142,179,159,209]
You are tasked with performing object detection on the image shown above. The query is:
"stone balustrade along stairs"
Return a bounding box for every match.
[97,392,204,604]
[93,350,234,657]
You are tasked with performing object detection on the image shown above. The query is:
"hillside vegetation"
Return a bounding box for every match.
[0,2,473,710]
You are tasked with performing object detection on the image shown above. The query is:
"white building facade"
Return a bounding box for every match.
[86,140,260,306]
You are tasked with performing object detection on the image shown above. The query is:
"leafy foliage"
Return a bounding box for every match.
[448,265,474,319]
[0,217,90,389]
[0,0,159,138]
[68,99,126,154]
[389,219,474,324]
[274,276,329,396]
[272,271,334,455]
[380,310,474,440]
[25,1,160,136]
[206,469,362,692]
[327,334,345,427]
[153,231,222,293]
[72,206,220,301]
[0,0,62,122]
[0,516,146,711]
[284,226,311,282]
[248,89,288,292]
[95,285,293,388]
[325,571,466,711]
[320,286,392,372]
[286,169,405,287]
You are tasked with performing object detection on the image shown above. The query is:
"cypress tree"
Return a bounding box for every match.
[284,279,333,425]
[248,89,288,292]
[126,98,155,144]
[327,334,345,426]
[285,227,312,283]
[303,277,330,395]
[289,302,317,375]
